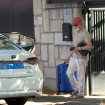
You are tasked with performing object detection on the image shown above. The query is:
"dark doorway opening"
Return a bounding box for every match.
[0,0,34,38]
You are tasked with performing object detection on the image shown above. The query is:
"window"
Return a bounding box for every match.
[0,35,20,50]
[3,32,35,51]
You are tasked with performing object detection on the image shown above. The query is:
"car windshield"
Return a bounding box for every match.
[0,35,21,50]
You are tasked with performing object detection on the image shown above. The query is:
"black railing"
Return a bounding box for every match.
[89,10,105,72]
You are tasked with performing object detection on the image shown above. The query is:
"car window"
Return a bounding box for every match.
[0,36,20,50]
[2,33,35,51]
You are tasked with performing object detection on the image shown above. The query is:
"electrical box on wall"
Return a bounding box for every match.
[62,23,72,41]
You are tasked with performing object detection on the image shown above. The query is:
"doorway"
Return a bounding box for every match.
[0,0,34,38]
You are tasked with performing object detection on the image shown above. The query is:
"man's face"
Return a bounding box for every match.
[73,23,82,30]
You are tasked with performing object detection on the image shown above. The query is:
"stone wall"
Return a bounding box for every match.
[33,0,83,91]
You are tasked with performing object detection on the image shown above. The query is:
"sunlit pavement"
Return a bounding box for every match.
[1,94,105,105]
[0,100,7,105]
[25,94,71,105]
[25,101,58,105]
[25,94,105,105]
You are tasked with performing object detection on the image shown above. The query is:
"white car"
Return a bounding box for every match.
[0,35,43,105]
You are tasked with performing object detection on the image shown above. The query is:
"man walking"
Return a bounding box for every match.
[66,17,92,98]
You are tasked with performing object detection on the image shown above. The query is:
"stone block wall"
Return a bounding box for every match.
[33,0,83,91]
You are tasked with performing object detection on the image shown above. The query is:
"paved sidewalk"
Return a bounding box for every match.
[28,89,105,105]
[1,89,105,105]
[29,93,105,105]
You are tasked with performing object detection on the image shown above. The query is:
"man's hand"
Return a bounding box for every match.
[66,51,74,63]
[73,46,80,52]
[66,57,70,63]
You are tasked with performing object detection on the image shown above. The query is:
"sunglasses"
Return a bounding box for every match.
[73,24,79,27]
[73,23,81,27]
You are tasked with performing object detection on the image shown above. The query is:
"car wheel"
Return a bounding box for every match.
[5,98,27,105]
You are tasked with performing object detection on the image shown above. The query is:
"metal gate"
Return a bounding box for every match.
[87,9,105,95]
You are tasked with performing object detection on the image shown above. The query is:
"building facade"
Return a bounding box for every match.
[33,0,84,91]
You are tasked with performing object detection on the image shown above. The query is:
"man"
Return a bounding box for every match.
[66,17,92,98]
